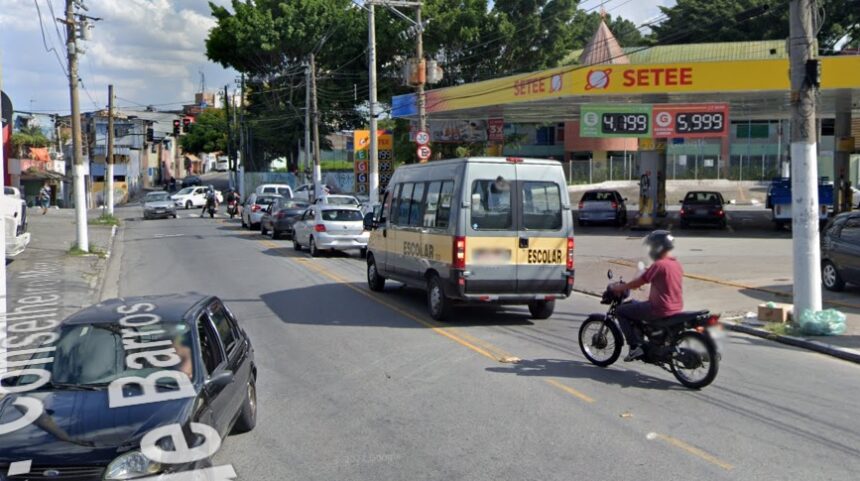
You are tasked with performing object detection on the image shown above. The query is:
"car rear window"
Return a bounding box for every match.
[471,178,512,230]
[581,191,615,202]
[277,187,292,198]
[322,209,363,221]
[256,196,280,205]
[685,192,721,204]
[327,197,357,205]
[523,181,562,230]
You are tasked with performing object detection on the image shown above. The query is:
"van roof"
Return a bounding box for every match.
[396,157,561,170]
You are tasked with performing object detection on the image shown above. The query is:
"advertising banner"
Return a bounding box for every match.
[488,118,505,142]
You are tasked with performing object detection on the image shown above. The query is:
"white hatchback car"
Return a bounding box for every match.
[292,205,368,257]
[171,186,223,209]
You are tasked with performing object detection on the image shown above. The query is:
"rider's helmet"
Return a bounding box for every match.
[644,230,674,261]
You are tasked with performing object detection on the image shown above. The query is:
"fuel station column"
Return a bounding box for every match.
[635,139,668,229]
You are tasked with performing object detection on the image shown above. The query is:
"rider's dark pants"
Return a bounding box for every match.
[616,301,660,347]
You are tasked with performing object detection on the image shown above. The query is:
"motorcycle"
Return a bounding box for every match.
[227,200,238,219]
[578,270,722,389]
[207,203,217,218]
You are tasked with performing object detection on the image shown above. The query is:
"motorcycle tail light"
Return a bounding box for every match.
[566,237,574,270]
[707,314,721,326]
[314,224,327,232]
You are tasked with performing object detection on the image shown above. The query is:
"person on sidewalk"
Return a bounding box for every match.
[38,182,51,215]
[610,231,684,362]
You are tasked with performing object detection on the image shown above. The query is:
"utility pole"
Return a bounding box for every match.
[789,0,822,315]
[367,3,380,205]
[415,3,427,135]
[238,74,246,190]
[106,84,115,216]
[310,53,323,200]
[224,84,232,181]
[66,0,88,252]
[1,66,8,314]
[304,64,312,184]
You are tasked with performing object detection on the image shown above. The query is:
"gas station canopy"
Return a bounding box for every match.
[392,56,860,122]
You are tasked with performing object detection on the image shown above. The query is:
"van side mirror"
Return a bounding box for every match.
[363,212,376,231]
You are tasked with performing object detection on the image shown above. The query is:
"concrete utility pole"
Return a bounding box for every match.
[367,3,380,205]
[106,84,115,216]
[415,4,427,135]
[1,66,7,314]
[789,0,822,314]
[239,73,245,189]
[66,0,88,252]
[304,64,312,184]
[310,53,323,200]
[224,84,232,179]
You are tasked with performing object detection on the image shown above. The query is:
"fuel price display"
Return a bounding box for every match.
[653,103,729,138]
[601,113,650,134]
[580,104,653,138]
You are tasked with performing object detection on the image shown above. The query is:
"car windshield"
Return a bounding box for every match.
[321,209,362,221]
[4,322,194,388]
[146,192,170,202]
[176,187,194,195]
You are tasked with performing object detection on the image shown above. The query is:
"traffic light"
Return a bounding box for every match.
[182,117,191,133]
[146,127,154,142]
[172,119,181,136]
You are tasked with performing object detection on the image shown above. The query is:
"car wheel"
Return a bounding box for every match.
[309,237,320,257]
[260,223,268,236]
[172,213,177,219]
[822,260,845,291]
[293,237,302,251]
[719,219,728,230]
[367,255,386,292]
[427,275,451,321]
[232,379,257,434]
[359,247,367,258]
[680,219,689,229]
[185,201,192,210]
[271,229,280,240]
[528,300,556,320]
[577,219,587,227]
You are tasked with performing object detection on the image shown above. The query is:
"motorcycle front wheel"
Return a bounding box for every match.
[670,331,719,389]
[578,316,622,367]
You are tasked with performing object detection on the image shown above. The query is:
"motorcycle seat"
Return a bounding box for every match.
[651,310,710,327]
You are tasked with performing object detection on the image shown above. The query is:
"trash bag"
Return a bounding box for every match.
[797,309,847,336]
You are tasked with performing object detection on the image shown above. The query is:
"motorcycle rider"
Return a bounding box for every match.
[200,187,219,218]
[225,188,240,216]
[610,230,684,362]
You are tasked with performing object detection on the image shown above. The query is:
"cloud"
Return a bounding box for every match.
[1,0,237,114]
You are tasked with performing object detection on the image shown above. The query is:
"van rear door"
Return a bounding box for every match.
[515,163,569,294]
[465,162,519,294]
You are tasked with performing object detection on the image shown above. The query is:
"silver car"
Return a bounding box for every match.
[142,191,177,219]
[292,205,369,257]
[577,190,627,226]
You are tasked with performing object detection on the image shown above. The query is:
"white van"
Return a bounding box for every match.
[364,157,574,320]
[255,184,293,199]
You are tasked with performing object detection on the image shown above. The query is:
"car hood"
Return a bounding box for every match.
[144,200,174,208]
[0,390,195,465]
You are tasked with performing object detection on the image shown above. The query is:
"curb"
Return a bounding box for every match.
[722,322,860,364]
[97,224,119,301]
[571,287,860,365]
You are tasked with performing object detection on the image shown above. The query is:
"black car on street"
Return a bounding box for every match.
[679,191,728,229]
[260,199,310,239]
[0,294,256,480]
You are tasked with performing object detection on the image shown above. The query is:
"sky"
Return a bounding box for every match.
[0,0,675,116]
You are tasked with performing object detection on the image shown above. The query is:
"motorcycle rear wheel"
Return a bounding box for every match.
[670,331,719,389]
[578,317,622,367]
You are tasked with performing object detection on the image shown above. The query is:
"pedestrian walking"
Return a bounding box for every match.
[38,182,51,215]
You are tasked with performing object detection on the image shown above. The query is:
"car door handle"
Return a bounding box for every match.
[519,237,529,248]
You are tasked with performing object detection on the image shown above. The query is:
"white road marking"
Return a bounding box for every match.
[154,234,185,238]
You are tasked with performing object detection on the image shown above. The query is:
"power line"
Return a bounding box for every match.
[33,0,68,76]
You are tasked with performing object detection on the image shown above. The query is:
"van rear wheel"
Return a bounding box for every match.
[427,275,451,321]
[528,300,555,319]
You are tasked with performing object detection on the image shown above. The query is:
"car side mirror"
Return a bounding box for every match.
[363,212,376,230]
[204,371,233,395]
[678,200,684,204]
[623,197,628,202]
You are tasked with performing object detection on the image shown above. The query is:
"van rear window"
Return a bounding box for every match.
[523,182,562,230]
[471,178,512,230]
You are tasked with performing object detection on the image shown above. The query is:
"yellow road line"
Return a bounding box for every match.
[293,256,516,363]
[653,433,734,471]
[544,379,595,403]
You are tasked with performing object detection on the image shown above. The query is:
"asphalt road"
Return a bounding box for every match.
[106,205,860,481]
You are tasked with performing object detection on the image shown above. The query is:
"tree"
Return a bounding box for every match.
[11,125,50,156]
[180,108,228,155]
[650,0,859,51]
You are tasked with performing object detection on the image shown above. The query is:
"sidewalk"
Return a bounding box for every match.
[5,208,117,321]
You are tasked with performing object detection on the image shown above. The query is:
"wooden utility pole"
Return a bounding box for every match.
[106,84,115,216]
[310,53,322,201]
[66,0,88,251]
[789,0,821,314]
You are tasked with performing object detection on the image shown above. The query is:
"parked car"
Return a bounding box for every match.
[215,156,229,172]
[255,184,293,199]
[292,205,369,257]
[2,186,30,257]
[577,190,627,226]
[679,191,728,229]
[171,186,222,209]
[821,212,860,291]
[242,193,282,229]
[293,183,330,201]
[314,194,366,214]
[181,175,202,187]
[0,294,256,479]
[142,191,178,219]
[260,199,309,239]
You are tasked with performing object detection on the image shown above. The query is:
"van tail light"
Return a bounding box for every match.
[314,224,327,232]
[566,237,574,270]
[453,236,466,269]
[578,201,584,210]
[505,157,524,163]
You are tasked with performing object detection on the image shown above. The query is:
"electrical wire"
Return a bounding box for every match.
[33,0,69,77]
